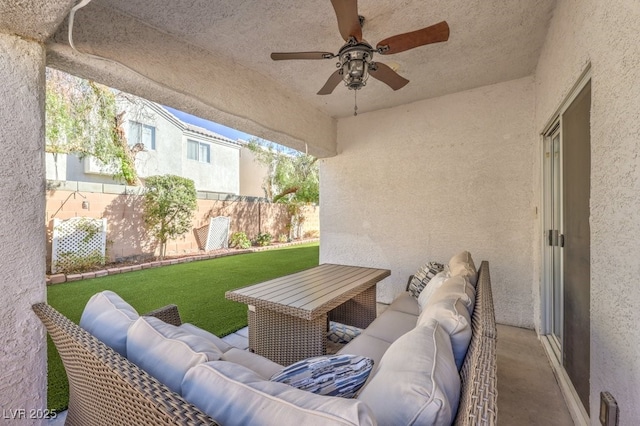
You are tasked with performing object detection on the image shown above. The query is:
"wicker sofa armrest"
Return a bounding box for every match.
[143,304,182,326]
[453,261,498,425]
[405,274,415,291]
[33,302,216,425]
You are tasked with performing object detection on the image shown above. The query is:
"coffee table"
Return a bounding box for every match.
[225,263,390,365]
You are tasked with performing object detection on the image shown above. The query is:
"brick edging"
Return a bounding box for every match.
[46,238,319,285]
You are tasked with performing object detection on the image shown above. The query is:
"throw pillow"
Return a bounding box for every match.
[327,321,362,344]
[407,261,445,299]
[271,354,374,398]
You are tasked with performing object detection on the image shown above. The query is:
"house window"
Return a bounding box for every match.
[129,122,156,150]
[187,140,211,163]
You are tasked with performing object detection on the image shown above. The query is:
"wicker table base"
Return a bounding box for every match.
[249,308,327,365]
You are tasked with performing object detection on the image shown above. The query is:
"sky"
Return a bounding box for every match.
[163,106,255,142]
[163,106,299,154]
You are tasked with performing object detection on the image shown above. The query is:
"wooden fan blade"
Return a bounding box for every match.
[271,52,335,61]
[377,21,449,55]
[330,0,362,41]
[369,62,409,90]
[317,70,344,95]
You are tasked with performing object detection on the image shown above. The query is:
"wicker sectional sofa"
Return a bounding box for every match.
[34,256,497,425]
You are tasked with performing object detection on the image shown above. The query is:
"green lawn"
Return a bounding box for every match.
[46,242,319,411]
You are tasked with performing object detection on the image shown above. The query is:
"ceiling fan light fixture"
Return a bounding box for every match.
[338,43,373,90]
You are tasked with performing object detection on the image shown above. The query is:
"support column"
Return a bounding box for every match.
[0,33,47,424]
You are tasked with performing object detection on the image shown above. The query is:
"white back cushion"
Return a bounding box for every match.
[417,296,472,369]
[126,316,222,393]
[79,291,139,356]
[428,275,476,316]
[416,271,450,313]
[179,323,233,353]
[182,361,377,426]
[357,319,460,425]
[448,250,478,287]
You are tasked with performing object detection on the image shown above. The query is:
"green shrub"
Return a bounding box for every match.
[229,232,251,249]
[256,232,273,247]
[54,250,107,274]
[143,175,197,259]
[278,234,289,243]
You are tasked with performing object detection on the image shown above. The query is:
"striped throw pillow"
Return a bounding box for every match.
[408,261,445,300]
[327,321,362,344]
[271,354,374,398]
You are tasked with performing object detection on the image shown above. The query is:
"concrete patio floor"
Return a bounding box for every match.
[497,324,574,425]
[50,316,575,425]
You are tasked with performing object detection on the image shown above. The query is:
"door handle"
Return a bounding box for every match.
[547,230,564,247]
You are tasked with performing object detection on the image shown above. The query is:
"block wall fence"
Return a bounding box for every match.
[45,181,319,268]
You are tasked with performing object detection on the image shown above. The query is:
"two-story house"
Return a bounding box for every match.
[46,96,255,195]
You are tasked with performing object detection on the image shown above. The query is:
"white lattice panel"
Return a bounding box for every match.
[51,217,107,273]
[205,216,230,251]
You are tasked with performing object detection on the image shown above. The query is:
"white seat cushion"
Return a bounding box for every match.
[357,319,460,426]
[338,333,392,373]
[79,291,139,356]
[361,310,418,343]
[221,348,284,379]
[181,361,377,426]
[126,316,223,393]
[386,292,420,316]
[448,250,478,287]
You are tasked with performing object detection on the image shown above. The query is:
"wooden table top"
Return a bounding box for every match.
[225,263,390,320]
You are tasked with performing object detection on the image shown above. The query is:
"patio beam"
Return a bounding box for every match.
[45,2,337,158]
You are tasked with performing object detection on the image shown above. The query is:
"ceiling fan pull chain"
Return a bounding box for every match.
[354,90,359,116]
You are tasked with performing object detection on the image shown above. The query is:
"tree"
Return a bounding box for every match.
[247,139,319,204]
[247,139,319,239]
[45,68,145,185]
[143,175,198,259]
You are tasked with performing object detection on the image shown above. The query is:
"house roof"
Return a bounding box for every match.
[139,99,242,148]
[182,123,242,148]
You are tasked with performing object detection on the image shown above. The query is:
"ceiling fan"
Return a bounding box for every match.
[271,0,450,105]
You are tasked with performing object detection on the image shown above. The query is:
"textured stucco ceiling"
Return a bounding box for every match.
[2,0,557,155]
[96,0,556,118]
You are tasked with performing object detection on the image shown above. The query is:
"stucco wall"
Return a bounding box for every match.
[321,76,537,328]
[181,134,240,194]
[239,146,269,198]
[0,34,47,424]
[45,188,320,266]
[535,0,640,422]
[121,101,184,181]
